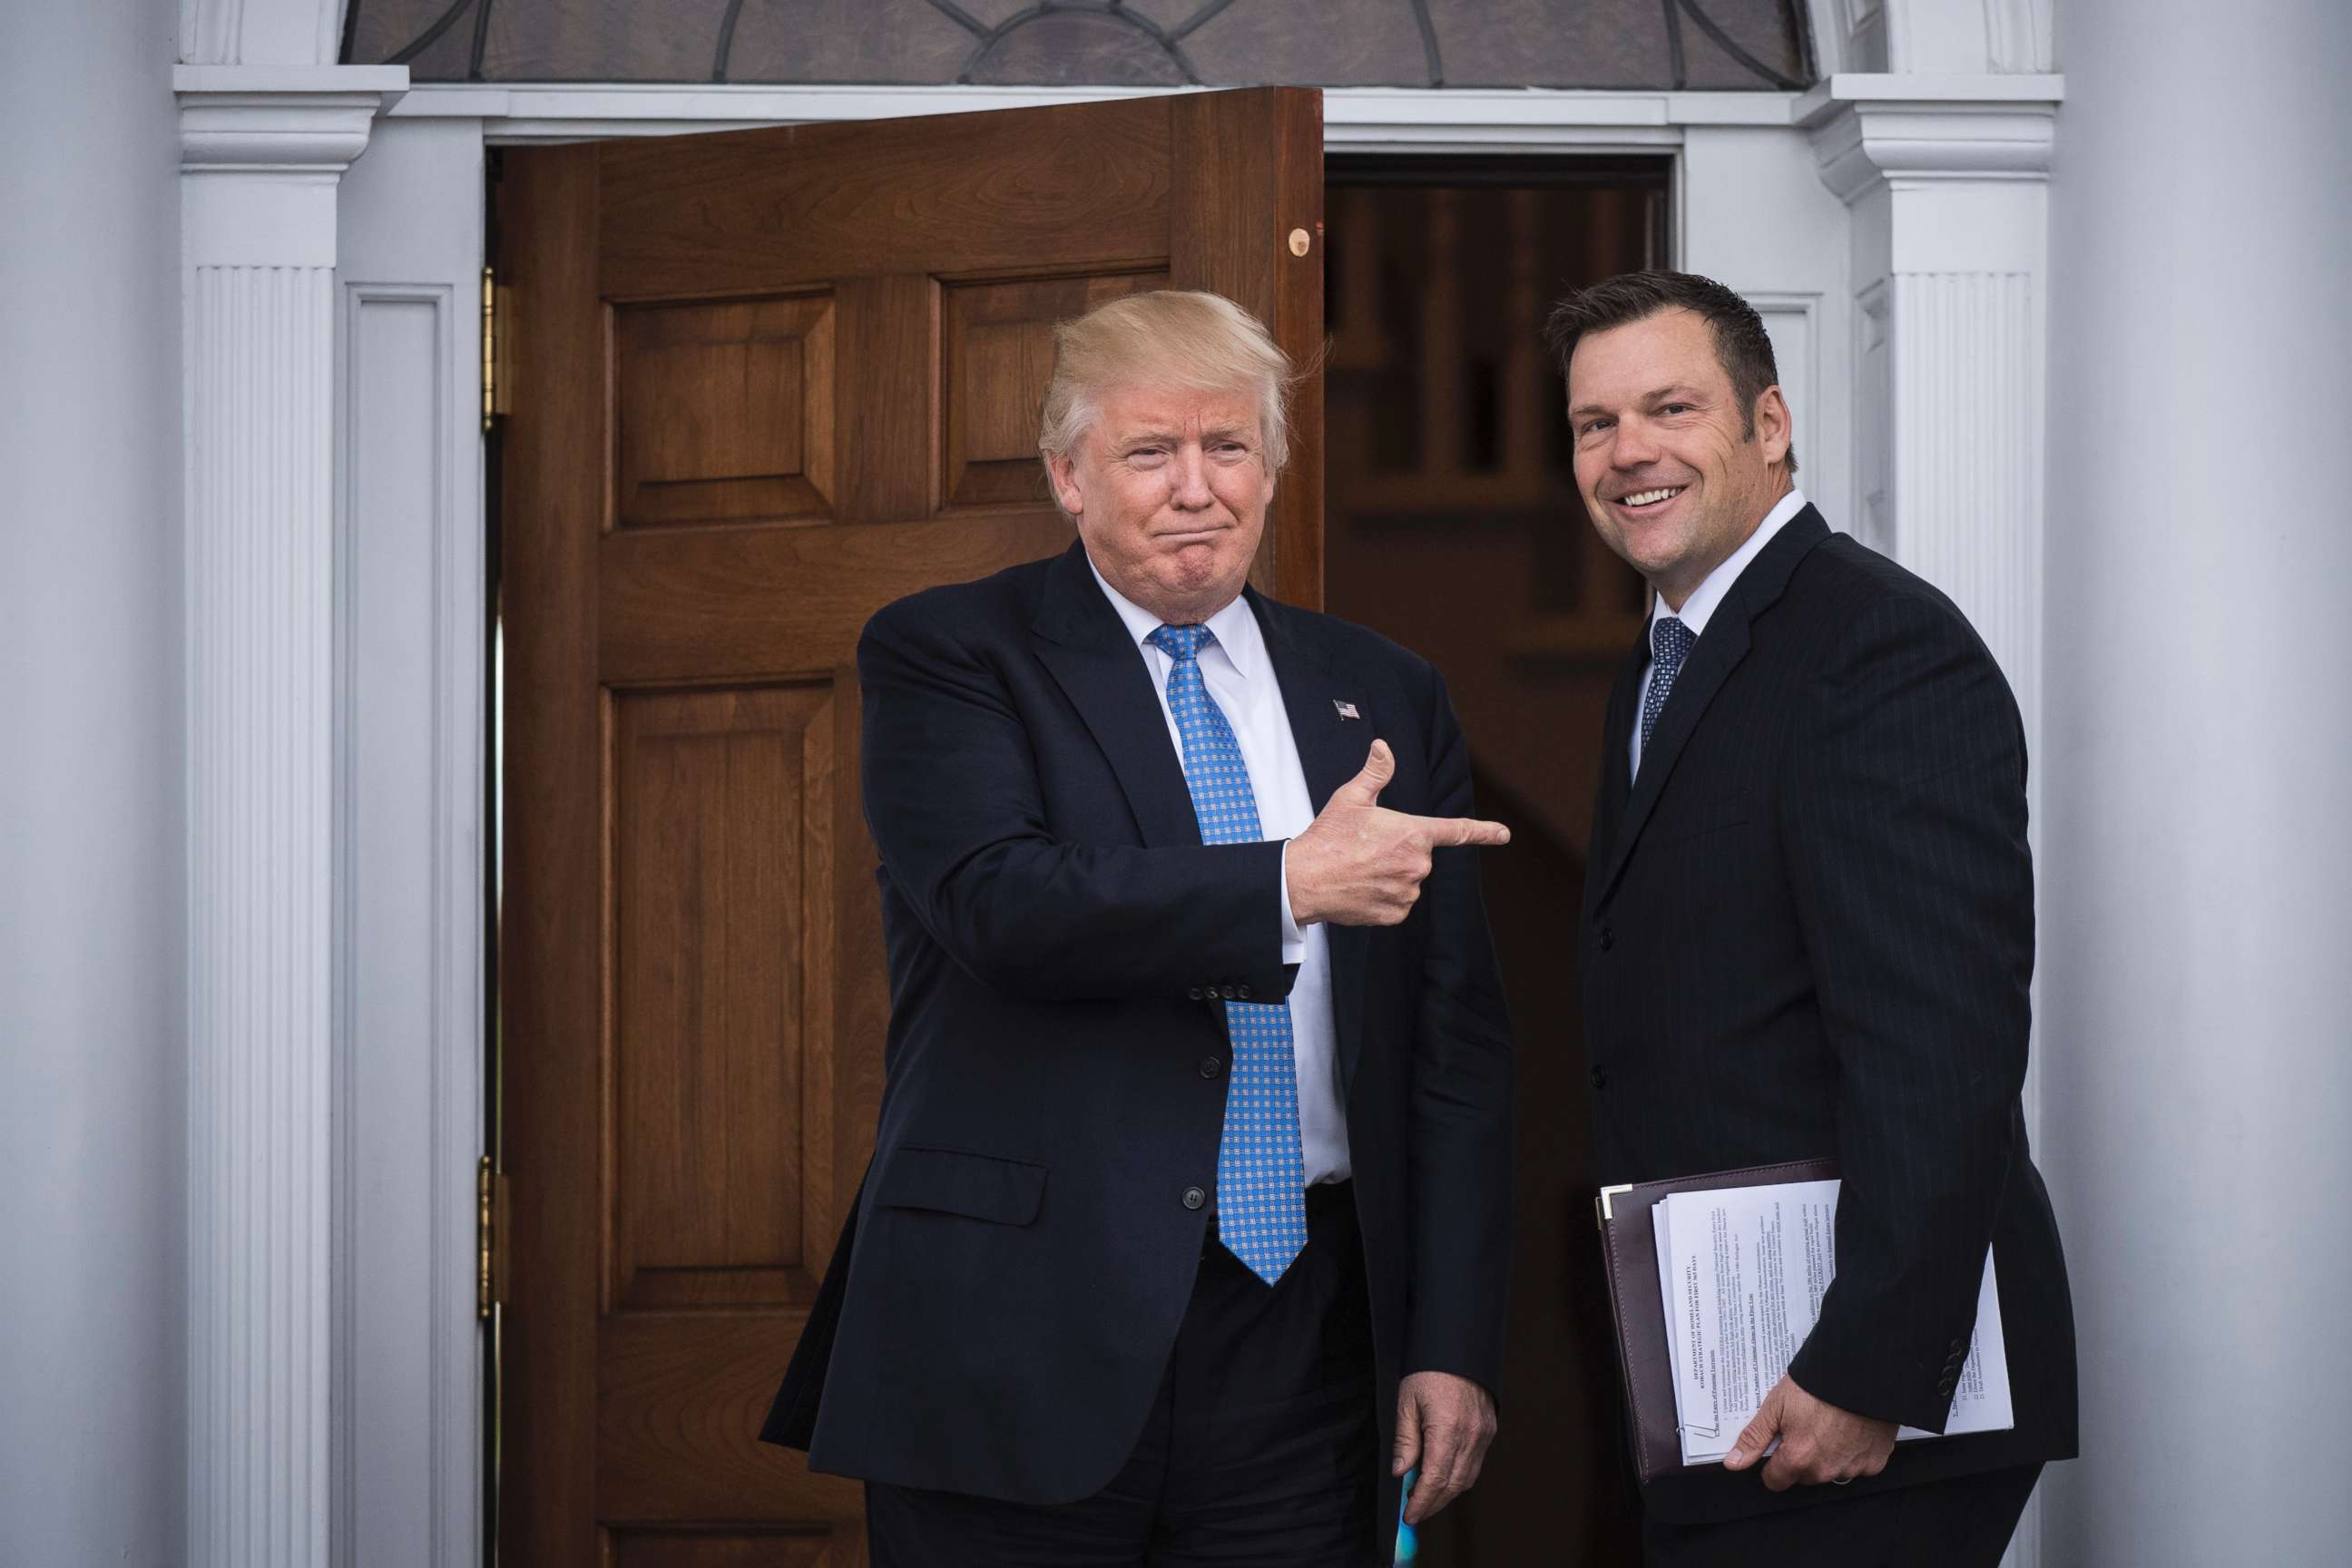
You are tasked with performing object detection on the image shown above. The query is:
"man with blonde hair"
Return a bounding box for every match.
[762,289,1517,1565]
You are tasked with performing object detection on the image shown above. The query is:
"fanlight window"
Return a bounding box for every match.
[343,1,1813,92]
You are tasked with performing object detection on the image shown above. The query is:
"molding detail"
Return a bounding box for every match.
[1886,270,2042,740]
[181,0,348,68]
[186,256,338,1568]
[1804,88,2056,1411]
[180,65,400,1568]
[1801,78,2060,202]
[384,81,1800,146]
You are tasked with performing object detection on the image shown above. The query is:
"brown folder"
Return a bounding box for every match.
[1594,1158,1839,1489]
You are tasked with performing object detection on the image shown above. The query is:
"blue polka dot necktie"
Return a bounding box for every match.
[1145,622,1308,1285]
[1638,615,1696,771]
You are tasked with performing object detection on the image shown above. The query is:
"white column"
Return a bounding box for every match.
[1804,73,2063,1568]
[1805,77,2060,753]
[178,64,401,1568]
[2040,2,2352,1563]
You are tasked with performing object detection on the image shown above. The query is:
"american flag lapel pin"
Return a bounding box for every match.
[1333,700,1361,720]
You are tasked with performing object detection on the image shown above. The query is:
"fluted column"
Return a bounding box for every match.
[1804,74,2061,1568]
[178,64,401,1568]
[1806,78,2060,756]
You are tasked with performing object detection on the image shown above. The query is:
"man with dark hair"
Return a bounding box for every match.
[1547,270,2076,1566]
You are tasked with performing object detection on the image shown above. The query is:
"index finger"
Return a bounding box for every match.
[1420,815,1512,848]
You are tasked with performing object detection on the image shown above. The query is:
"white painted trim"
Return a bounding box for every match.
[180,65,402,1568]
[180,0,348,67]
[334,272,485,1568]
[1742,288,1825,480]
[1804,85,2059,1568]
[386,81,1798,147]
[1804,83,2061,204]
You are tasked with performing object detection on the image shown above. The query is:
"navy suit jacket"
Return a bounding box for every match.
[1583,508,2077,1524]
[762,540,1514,1531]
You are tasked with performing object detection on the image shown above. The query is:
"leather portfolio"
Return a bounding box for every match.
[1593,1157,1840,1489]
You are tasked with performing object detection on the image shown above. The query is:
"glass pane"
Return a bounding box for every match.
[1182,1,1431,88]
[344,0,481,77]
[477,0,734,81]
[724,0,976,86]
[965,12,1189,87]
[344,0,1812,91]
[1673,0,1811,90]
[1425,0,1672,90]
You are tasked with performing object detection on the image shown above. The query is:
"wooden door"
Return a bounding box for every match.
[499,89,1324,1565]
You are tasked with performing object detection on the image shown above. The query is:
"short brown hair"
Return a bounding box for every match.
[1542,270,1797,475]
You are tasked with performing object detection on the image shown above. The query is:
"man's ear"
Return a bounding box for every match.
[1753,385,1792,468]
[1046,450,1085,517]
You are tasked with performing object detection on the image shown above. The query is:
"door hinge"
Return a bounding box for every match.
[477,1154,510,1320]
[481,265,512,432]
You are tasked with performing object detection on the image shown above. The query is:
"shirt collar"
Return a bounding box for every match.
[1651,487,1808,648]
[1086,554,1261,682]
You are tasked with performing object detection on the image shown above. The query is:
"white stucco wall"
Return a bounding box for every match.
[2041,1,2352,1562]
[0,1,188,1562]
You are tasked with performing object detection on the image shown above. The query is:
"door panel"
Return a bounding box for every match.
[501,89,1324,1562]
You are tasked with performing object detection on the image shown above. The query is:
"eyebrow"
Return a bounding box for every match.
[1111,424,1253,446]
[1568,385,1709,417]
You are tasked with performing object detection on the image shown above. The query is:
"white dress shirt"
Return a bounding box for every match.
[1631,487,1809,779]
[1088,559,1351,1183]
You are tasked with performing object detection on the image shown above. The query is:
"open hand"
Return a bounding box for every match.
[1286,740,1510,926]
[1393,1370,1497,1524]
[1722,1374,1896,1491]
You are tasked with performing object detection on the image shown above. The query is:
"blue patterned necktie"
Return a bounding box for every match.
[1637,614,1696,770]
[1145,622,1308,1285]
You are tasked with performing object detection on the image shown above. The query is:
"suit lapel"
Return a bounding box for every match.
[1251,591,1372,1090]
[1030,541,1201,850]
[1584,626,1649,923]
[1593,507,1831,909]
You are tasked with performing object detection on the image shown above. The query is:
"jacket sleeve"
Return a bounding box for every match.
[858,597,1294,1004]
[1402,665,1517,1398]
[1780,592,2034,1433]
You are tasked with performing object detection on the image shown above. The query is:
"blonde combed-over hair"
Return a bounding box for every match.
[1035,290,1296,477]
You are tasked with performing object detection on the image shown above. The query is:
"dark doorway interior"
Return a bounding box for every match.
[1321,156,1668,1566]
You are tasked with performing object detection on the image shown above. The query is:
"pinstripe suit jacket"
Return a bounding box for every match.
[1582,507,2076,1524]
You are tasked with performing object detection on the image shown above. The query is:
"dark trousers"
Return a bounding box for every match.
[1642,1461,2043,1568]
[867,1181,1380,1568]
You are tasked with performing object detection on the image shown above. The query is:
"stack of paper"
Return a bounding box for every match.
[1649,1178,2013,1465]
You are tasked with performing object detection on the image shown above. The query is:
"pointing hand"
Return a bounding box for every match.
[1285,740,1510,927]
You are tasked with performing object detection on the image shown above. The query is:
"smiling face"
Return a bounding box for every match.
[1046,382,1275,626]
[1566,307,1792,610]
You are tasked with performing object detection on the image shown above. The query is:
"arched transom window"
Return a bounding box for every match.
[343,1,1813,91]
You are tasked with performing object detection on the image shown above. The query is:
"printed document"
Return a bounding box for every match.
[1650,1179,2012,1465]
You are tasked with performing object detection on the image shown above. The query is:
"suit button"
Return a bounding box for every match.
[1200,1057,1223,1078]
[1236,985,1253,1000]
[1590,1065,1609,1091]
[1181,1186,1207,1210]
[1187,986,1206,1000]
[1936,1376,1957,1398]
[1598,925,1616,952]
[1219,985,1239,999]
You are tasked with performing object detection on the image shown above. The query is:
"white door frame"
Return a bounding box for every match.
[177,5,2059,1563]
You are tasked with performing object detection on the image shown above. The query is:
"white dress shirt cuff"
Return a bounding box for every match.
[1278,839,1308,964]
